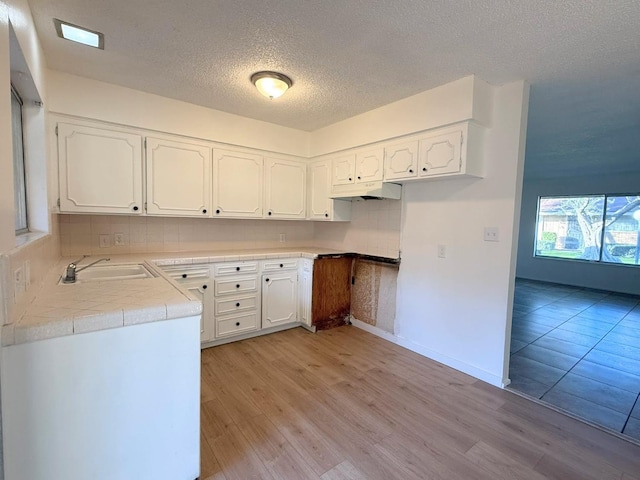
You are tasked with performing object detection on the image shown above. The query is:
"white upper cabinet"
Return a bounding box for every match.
[384,140,419,180]
[57,122,143,214]
[264,157,306,219]
[418,129,463,177]
[145,137,211,216]
[213,148,263,218]
[308,160,352,221]
[332,154,356,186]
[355,147,384,182]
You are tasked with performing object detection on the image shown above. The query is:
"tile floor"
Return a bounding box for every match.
[508,278,640,441]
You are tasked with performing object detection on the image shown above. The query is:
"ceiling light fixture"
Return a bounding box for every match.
[54,19,104,49]
[251,71,292,99]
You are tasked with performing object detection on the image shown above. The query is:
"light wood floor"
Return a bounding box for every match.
[200,326,640,480]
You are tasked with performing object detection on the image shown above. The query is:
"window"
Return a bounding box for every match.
[535,195,640,265]
[12,85,28,233]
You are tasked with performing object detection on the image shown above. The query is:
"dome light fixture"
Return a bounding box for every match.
[251,71,293,99]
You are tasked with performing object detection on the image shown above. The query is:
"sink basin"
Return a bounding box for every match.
[60,263,155,284]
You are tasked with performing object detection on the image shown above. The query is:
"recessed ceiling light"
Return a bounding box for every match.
[54,19,104,49]
[251,71,293,99]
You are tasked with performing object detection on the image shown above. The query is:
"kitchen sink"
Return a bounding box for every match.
[60,263,155,284]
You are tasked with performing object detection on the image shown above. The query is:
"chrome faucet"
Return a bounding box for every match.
[62,257,111,284]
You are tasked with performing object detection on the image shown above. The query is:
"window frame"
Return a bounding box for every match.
[12,84,29,234]
[534,193,640,267]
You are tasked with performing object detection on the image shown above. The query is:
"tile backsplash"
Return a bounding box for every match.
[59,215,316,256]
[2,214,61,325]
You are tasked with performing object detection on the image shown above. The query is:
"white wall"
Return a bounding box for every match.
[395,81,529,387]
[310,75,493,157]
[516,173,640,295]
[46,70,311,157]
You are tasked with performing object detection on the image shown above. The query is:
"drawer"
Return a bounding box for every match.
[161,264,210,282]
[262,259,299,272]
[214,295,258,316]
[215,277,258,296]
[214,262,259,276]
[216,312,259,338]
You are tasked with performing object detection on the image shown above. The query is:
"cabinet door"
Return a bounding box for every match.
[58,122,143,214]
[309,160,331,219]
[264,158,306,219]
[355,148,383,183]
[298,260,313,327]
[146,137,211,216]
[384,140,418,180]
[185,283,212,342]
[332,154,356,186]
[418,130,463,177]
[212,149,263,217]
[262,272,297,328]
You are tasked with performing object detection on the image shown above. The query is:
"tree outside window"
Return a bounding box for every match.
[535,195,640,266]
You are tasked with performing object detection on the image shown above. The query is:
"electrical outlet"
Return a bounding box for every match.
[99,234,112,248]
[114,233,125,246]
[437,244,447,258]
[484,227,500,242]
[279,233,286,243]
[14,266,25,299]
[24,260,31,290]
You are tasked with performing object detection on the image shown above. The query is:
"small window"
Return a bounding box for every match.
[12,86,28,233]
[534,194,640,266]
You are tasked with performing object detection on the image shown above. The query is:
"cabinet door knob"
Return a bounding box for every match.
[357,176,361,180]
[279,263,283,268]
[235,322,240,327]
[202,284,207,289]
[202,209,207,214]
[348,177,352,181]
[265,278,270,282]
[235,302,240,307]
[422,167,427,172]
[268,211,272,216]
[324,213,329,218]
[409,169,413,173]
[236,266,240,271]
[132,205,139,211]
[236,284,240,288]
[182,274,187,278]
[216,209,221,214]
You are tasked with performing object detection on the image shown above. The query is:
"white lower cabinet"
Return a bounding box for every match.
[262,271,298,328]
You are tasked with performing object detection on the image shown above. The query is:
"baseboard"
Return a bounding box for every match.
[350,318,508,388]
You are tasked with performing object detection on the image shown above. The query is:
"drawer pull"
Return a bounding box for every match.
[236,266,240,271]
[235,302,240,307]
[236,284,240,288]
[265,278,269,282]
[182,274,187,279]
[235,322,240,327]
[279,263,283,268]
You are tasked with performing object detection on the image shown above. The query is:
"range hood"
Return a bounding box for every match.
[329,181,402,200]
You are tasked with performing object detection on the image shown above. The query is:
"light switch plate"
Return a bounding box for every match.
[114,233,125,246]
[99,234,111,248]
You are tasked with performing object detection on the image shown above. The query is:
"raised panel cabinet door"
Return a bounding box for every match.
[262,272,298,328]
[332,154,356,186]
[418,130,463,177]
[213,148,263,217]
[185,284,212,342]
[146,137,211,216]
[264,158,306,218]
[58,123,143,214]
[309,160,331,219]
[355,147,384,182]
[384,140,419,180]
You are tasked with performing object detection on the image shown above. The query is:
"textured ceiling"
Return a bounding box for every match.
[28,0,640,178]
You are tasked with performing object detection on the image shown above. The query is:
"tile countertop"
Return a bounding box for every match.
[2,247,351,347]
